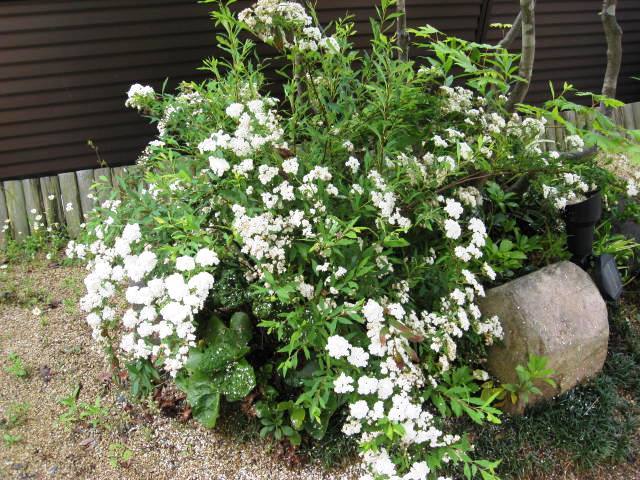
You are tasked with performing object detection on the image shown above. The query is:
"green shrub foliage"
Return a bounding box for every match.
[70,1,639,478]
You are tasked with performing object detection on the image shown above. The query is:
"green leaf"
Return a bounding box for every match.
[229,311,253,344]
[185,329,249,375]
[220,359,256,402]
[193,392,221,428]
[290,407,306,431]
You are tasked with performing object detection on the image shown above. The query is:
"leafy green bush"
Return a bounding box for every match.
[69,1,638,478]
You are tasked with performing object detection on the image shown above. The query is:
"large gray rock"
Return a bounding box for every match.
[480,261,609,413]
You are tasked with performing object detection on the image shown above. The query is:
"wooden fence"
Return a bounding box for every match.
[0,102,638,248]
[0,165,133,247]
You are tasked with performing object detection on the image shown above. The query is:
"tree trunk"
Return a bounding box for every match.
[506,0,535,112]
[560,0,623,160]
[396,0,409,61]
[600,0,623,113]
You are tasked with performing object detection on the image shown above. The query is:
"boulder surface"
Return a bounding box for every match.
[480,261,609,413]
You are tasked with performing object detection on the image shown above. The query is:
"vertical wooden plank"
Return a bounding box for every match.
[93,167,112,205]
[58,172,82,238]
[562,111,576,150]
[632,102,640,130]
[555,114,566,151]
[76,169,96,220]
[22,178,44,234]
[4,180,30,241]
[545,119,557,152]
[40,176,64,227]
[110,167,124,199]
[0,184,9,248]
[112,166,129,183]
[622,104,636,130]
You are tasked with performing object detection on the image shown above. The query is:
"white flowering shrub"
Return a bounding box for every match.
[69,1,638,479]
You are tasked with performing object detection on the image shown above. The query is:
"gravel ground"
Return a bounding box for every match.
[0,260,359,480]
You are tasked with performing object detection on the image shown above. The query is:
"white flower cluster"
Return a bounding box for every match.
[198,97,283,162]
[329,294,500,480]
[542,172,591,210]
[69,218,219,377]
[238,0,339,53]
[368,170,411,228]
[125,84,155,110]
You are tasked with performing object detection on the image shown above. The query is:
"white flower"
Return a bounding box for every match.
[31,306,42,316]
[326,335,351,359]
[333,372,354,394]
[454,246,471,262]
[209,156,230,176]
[468,217,486,235]
[349,400,369,420]
[176,255,196,272]
[334,266,347,278]
[433,135,448,148]
[297,281,315,299]
[357,376,379,395]
[122,309,139,329]
[347,346,369,368]
[225,103,244,118]
[363,299,385,325]
[627,180,638,197]
[387,303,405,320]
[319,36,340,53]
[125,84,155,109]
[345,156,360,173]
[405,461,430,480]
[377,377,394,400]
[195,248,219,267]
[160,301,191,324]
[444,198,463,219]
[156,321,173,339]
[258,165,279,185]
[483,262,496,280]
[188,271,215,297]
[282,157,299,174]
[122,224,142,243]
[165,273,189,301]
[566,134,584,151]
[459,142,473,160]
[444,219,461,239]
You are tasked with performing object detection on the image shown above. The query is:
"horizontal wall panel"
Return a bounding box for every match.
[0,0,638,180]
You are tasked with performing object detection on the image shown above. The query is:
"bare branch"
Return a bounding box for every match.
[600,0,623,112]
[506,0,536,112]
[396,0,409,61]
[497,11,522,49]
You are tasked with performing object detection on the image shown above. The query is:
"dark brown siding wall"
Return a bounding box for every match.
[0,0,638,180]
[486,0,640,104]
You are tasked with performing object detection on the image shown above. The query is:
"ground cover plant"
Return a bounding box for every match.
[66,1,640,479]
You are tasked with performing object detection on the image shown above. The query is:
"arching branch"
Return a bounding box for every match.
[396,0,409,61]
[506,0,535,112]
[497,11,522,49]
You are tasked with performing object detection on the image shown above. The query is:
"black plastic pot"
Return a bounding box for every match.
[564,190,602,265]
